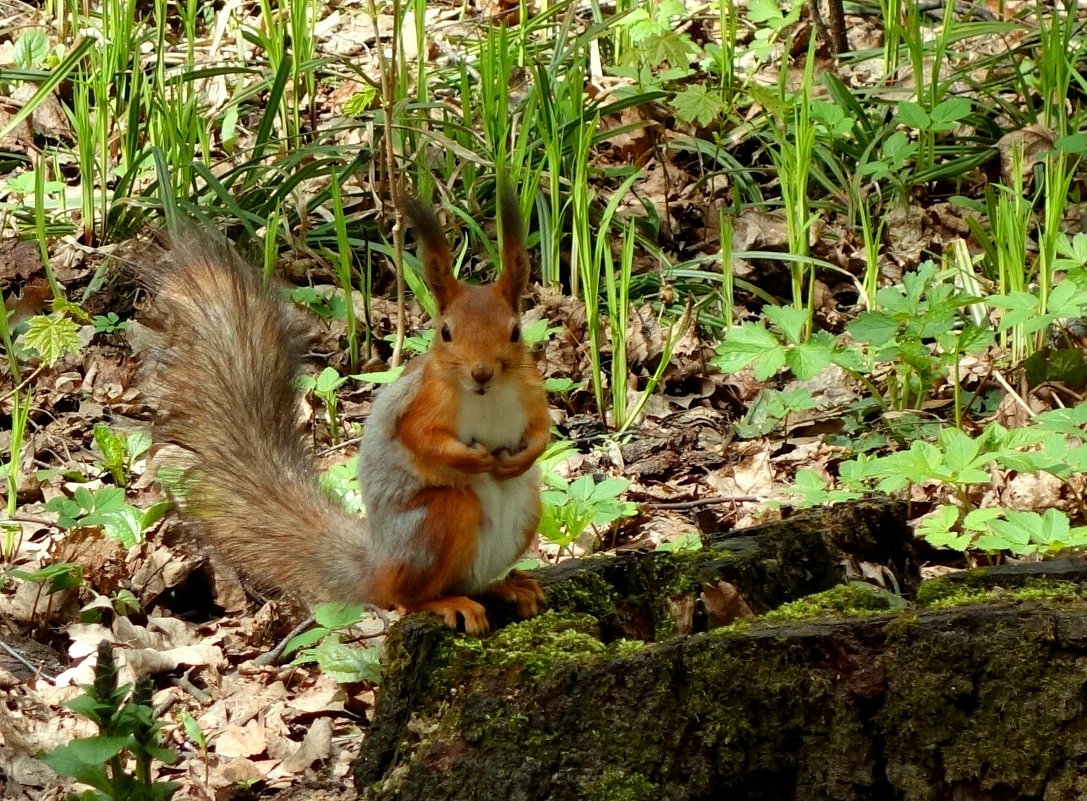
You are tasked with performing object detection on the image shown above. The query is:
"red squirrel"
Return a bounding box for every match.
[141,186,549,634]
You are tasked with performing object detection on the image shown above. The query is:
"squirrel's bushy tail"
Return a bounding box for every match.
[140,233,373,605]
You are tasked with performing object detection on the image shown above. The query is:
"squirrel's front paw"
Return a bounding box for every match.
[492,442,533,480]
[464,442,495,474]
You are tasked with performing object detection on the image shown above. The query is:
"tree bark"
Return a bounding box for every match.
[358,497,988,800]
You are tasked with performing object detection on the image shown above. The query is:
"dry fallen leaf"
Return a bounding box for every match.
[701,581,755,628]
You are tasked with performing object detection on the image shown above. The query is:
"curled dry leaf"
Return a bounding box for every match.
[701,581,755,629]
[996,123,1054,187]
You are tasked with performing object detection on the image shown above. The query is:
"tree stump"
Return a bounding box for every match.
[353,498,1087,800]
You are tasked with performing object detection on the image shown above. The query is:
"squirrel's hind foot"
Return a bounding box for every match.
[408,595,490,635]
[482,570,544,620]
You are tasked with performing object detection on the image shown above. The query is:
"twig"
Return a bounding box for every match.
[3,515,65,531]
[991,369,1036,419]
[171,671,212,706]
[0,365,45,403]
[0,639,56,684]
[254,614,316,667]
[643,495,762,511]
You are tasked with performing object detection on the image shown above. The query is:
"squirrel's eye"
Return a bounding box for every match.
[441,322,452,343]
[510,324,521,343]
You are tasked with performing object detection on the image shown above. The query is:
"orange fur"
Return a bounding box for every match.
[396,365,493,484]
[371,486,487,631]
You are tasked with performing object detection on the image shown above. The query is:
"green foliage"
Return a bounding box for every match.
[715,263,1000,422]
[671,85,728,127]
[298,367,348,445]
[42,641,179,801]
[9,561,84,596]
[896,97,973,133]
[790,413,1087,558]
[655,532,703,553]
[319,456,363,515]
[713,306,847,380]
[734,388,817,439]
[93,425,151,486]
[540,474,636,553]
[22,313,81,367]
[13,29,51,68]
[921,506,1087,555]
[45,487,167,548]
[91,313,129,335]
[712,306,856,382]
[285,602,381,684]
[291,286,349,321]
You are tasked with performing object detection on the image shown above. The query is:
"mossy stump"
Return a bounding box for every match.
[350,500,1087,800]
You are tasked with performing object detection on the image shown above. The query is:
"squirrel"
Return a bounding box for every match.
[140,187,550,635]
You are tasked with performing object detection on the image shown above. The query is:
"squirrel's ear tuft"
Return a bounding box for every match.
[402,196,459,312]
[496,180,530,312]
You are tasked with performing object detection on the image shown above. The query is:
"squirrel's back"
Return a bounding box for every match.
[140,234,375,604]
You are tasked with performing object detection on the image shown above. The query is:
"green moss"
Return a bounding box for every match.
[543,568,620,619]
[585,768,656,801]
[881,611,920,640]
[762,582,904,622]
[878,611,1078,793]
[432,611,605,681]
[711,618,754,637]
[489,611,605,676]
[918,577,1087,609]
[915,574,968,605]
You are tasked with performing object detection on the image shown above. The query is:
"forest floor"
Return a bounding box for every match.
[2,0,1085,798]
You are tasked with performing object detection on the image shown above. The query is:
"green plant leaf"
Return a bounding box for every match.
[917,504,970,550]
[13,30,49,68]
[712,323,786,379]
[314,602,366,629]
[42,736,132,784]
[786,337,835,380]
[938,428,984,474]
[896,101,931,129]
[309,637,381,684]
[94,424,126,481]
[284,626,331,657]
[763,305,809,345]
[82,508,143,548]
[747,0,785,24]
[590,477,630,500]
[22,314,81,367]
[929,97,972,129]
[315,366,345,393]
[847,311,899,346]
[671,85,725,126]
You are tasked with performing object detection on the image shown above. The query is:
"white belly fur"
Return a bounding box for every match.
[456,385,539,593]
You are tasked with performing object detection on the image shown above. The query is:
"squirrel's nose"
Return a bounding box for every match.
[471,364,494,385]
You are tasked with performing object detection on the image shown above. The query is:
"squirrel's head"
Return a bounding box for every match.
[402,184,531,397]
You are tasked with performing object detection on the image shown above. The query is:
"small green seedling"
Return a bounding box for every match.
[319,456,363,515]
[298,367,348,445]
[284,602,381,684]
[292,286,349,321]
[21,313,81,366]
[656,533,703,553]
[93,424,151,486]
[92,313,128,334]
